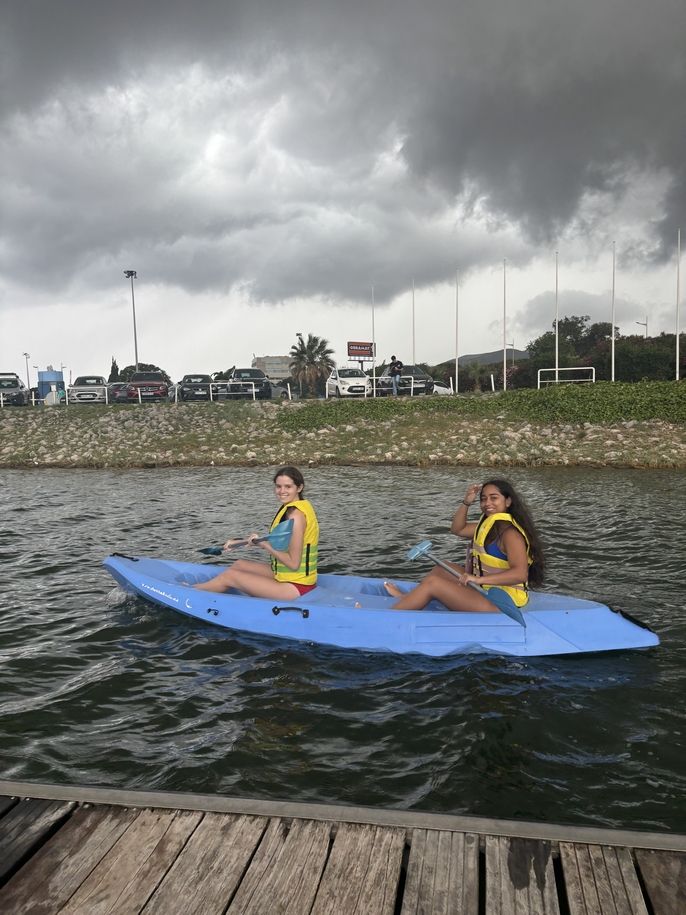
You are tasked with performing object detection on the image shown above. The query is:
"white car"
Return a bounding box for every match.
[432,381,454,395]
[326,367,372,398]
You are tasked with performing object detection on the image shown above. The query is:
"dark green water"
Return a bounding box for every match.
[1,466,684,832]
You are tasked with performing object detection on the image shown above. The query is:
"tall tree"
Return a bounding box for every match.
[119,362,171,384]
[289,333,335,396]
[108,357,120,382]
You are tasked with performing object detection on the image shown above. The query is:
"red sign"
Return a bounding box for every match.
[347,341,375,358]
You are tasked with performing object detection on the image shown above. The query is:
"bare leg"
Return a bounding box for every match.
[389,567,497,612]
[384,562,465,599]
[195,559,302,599]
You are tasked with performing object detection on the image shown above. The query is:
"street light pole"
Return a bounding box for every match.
[124,270,139,371]
[22,352,30,389]
[636,317,648,339]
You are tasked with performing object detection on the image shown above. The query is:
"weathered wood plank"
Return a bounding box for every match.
[143,812,267,914]
[311,822,405,915]
[401,829,479,914]
[2,780,685,852]
[485,835,559,915]
[634,849,686,915]
[0,795,18,818]
[0,805,137,915]
[0,798,74,883]
[228,817,331,913]
[560,843,649,915]
[59,808,201,915]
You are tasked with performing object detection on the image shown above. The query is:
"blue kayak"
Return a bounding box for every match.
[103,554,659,658]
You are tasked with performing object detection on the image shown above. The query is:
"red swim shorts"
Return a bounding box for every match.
[291,582,316,596]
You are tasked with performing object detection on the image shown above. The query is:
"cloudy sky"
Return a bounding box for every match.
[1,0,683,383]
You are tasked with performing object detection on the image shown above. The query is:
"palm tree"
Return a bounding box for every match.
[289,333,335,397]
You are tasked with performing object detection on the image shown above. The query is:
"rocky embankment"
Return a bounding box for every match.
[1,401,685,469]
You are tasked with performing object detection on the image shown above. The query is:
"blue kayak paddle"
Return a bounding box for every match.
[406,539,526,627]
[199,519,294,556]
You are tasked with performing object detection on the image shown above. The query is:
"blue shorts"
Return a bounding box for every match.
[481,586,526,614]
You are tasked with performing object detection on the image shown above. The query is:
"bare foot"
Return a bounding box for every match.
[383,580,402,598]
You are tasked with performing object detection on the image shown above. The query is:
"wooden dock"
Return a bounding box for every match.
[0,779,684,913]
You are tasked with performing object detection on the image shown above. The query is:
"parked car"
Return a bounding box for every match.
[169,373,213,402]
[67,375,108,404]
[432,381,453,395]
[0,372,29,406]
[270,381,295,400]
[326,367,372,398]
[107,382,130,403]
[376,364,434,396]
[225,368,271,400]
[125,371,169,402]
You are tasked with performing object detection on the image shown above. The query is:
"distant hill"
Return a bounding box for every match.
[433,349,529,369]
[458,348,529,366]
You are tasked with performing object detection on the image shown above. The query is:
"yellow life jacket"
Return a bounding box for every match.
[270,499,319,585]
[468,512,532,607]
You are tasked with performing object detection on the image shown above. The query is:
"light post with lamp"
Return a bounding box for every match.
[22,352,30,390]
[507,341,515,368]
[636,317,648,339]
[124,270,139,371]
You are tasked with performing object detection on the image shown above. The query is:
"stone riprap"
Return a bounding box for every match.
[1,401,685,469]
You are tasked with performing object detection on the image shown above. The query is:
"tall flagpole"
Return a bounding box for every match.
[371,284,376,396]
[454,270,459,393]
[611,241,616,382]
[412,278,416,365]
[555,251,559,383]
[677,228,681,381]
[502,259,507,391]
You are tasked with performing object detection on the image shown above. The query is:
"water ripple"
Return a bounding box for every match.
[0,465,684,832]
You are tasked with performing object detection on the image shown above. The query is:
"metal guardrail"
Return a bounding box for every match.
[537,367,596,388]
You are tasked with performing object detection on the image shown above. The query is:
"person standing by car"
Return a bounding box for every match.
[388,355,404,396]
[194,466,319,599]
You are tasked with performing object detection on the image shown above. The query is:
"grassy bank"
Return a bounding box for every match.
[0,381,684,469]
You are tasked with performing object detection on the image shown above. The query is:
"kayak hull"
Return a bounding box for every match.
[103,554,659,658]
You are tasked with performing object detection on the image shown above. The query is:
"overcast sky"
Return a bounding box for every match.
[1,0,683,383]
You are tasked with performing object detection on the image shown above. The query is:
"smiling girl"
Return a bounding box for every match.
[384,478,545,613]
[195,466,319,599]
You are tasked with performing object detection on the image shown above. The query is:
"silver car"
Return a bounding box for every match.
[67,375,108,404]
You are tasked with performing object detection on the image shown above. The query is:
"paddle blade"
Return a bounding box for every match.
[198,546,223,555]
[406,540,433,561]
[264,519,294,550]
[492,600,526,628]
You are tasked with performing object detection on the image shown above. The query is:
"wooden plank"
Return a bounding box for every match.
[311,822,405,915]
[3,780,684,852]
[0,805,137,915]
[401,829,479,914]
[59,808,201,915]
[635,849,686,915]
[228,817,331,913]
[0,798,74,883]
[0,796,18,818]
[485,835,559,914]
[560,843,649,915]
[143,812,267,914]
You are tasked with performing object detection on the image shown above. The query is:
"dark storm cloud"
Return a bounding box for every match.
[1,0,684,304]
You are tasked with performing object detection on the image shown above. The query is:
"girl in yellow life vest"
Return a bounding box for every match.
[195,466,319,599]
[384,478,544,614]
